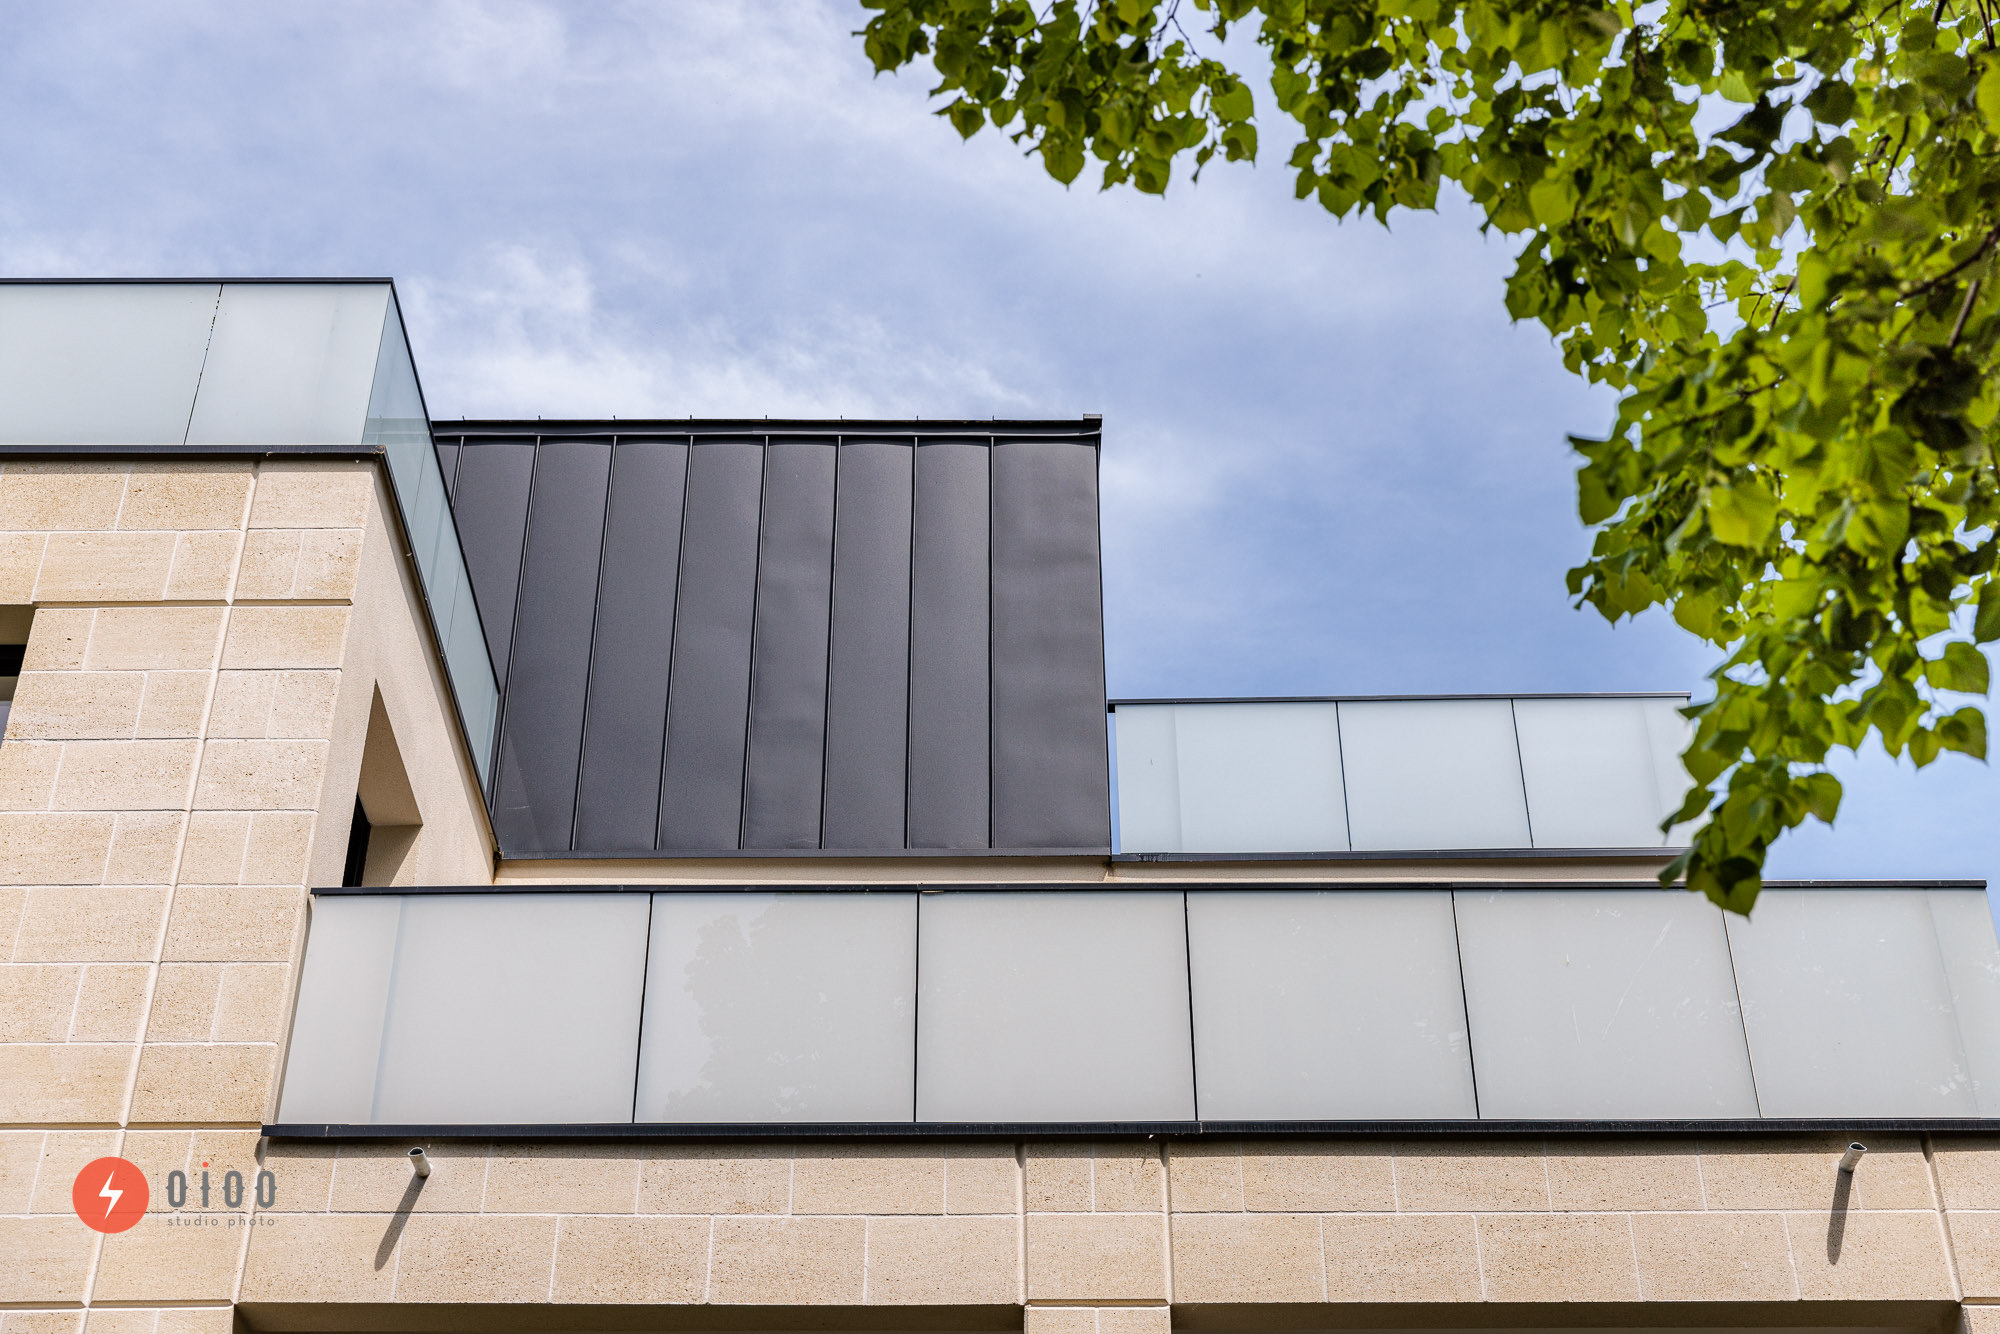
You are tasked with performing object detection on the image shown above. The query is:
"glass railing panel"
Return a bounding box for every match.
[1514,697,1693,848]
[364,294,500,788]
[187,284,389,445]
[1728,888,1980,1117]
[915,890,1195,1122]
[1339,698,1532,851]
[1187,890,1474,1119]
[1456,889,1758,1118]
[635,892,917,1123]
[0,283,219,444]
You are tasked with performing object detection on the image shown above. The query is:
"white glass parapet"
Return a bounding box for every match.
[274,883,2000,1128]
[1111,694,1695,855]
[0,280,500,786]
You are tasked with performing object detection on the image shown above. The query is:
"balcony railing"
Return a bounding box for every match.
[1111,694,1693,856]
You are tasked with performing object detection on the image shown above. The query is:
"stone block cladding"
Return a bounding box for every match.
[0,457,491,1332]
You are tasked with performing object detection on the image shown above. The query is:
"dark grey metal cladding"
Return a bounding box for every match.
[491,441,611,854]
[991,441,1110,847]
[445,440,535,686]
[439,420,1111,856]
[575,441,689,853]
[434,442,459,499]
[907,442,991,849]
[742,442,837,849]
[658,441,765,850]
[822,442,913,849]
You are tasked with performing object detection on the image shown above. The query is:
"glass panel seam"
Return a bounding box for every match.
[177,286,223,446]
[1182,890,1201,1119]
[1448,889,1483,1119]
[1719,911,1766,1118]
[629,892,654,1124]
[1508,698,1538,849]
[815,439,842,849]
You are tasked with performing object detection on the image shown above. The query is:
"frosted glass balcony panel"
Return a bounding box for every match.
[1456,889,1758,1118]
[186,283,390,445]
[1112,704,1181,852]
[0,284,218,445]
[274,895,401,1124]
[1926,889,2000,1115]
[1338,699,1530,850]
[1187,890,1474,1119]
[1513,697,1692,848]
[369,893,649,1124]
[1728,889,1977,1117]
[636,892,917,1123]
[1174,702,1346,853]
[917,891,1194,1122]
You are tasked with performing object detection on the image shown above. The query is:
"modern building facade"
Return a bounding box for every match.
[2,279,1998,1334]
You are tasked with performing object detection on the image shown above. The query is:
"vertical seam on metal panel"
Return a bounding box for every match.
[1508,698,1536,849]
[489,437,543,846]
[568,439,619,851]
[1089,428,1112,850]
[818,438,842,849]
[180,284,222,445]
[738,437,772,851]
[1182,891,1201,1120]
[630,891,654,1124]
[1334,702,1355,852]
[911,891,923,1123]
[1719,905,1766,1118]
[1449,889,1482,1119]
[903,437,918,850]
[654,437,697,851]
[986,437,996,850]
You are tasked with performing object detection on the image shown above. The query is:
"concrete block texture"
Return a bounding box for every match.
[708,1217,866,1304]
[865,1215,1020,1303]
[1025,1212,1167,1302]
[640,1144,793,1215]
[392,1215,561,1303]
[1320,1213,1483,1302]
[1171,1212,1324,1302]
[0,1215,96,1302]
[92,1213,248,1301]
[1952,1211,2000,1298]
[1475,1213,1642,1302]
[550,1215,708,1303]
[793,1143,947,1215]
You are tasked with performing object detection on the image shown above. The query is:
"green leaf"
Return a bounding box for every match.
[1705,483,1777,548]
[1929,641,1994,694]
[1528,175,1578,227]
[1977,581,2000,643]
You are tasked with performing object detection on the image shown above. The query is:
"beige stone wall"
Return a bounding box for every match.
[0,456,494,1331]
[217,1134,1996,1322]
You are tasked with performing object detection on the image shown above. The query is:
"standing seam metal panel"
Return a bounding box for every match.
[906,442,991,849]
[575,440,690,853]
[445,440,536,688]
[821,441,914,849]
[490,441,612,854]
[658,441,766,851]
[990,440,1111,848]
[742,441,837,849]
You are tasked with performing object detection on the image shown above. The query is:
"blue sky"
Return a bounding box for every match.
[1,1,1992,893]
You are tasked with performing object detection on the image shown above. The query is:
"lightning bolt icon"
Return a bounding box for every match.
[98,1172,122,1220]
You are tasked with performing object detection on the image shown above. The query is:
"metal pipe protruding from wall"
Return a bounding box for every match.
[409,1146,431,1179]
[1838,1142,1867,1174]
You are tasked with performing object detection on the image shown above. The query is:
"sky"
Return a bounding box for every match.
[0,1,1992,895]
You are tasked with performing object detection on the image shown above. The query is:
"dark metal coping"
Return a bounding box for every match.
[444,417,1103,439]
[1111,692,1691,705]
[263,1116,2000,1141]
[307,878,1990,896]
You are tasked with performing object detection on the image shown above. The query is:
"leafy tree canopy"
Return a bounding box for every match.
[860,0,2000,912]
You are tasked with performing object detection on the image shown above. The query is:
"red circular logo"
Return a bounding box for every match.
[72,1157,148,1233]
